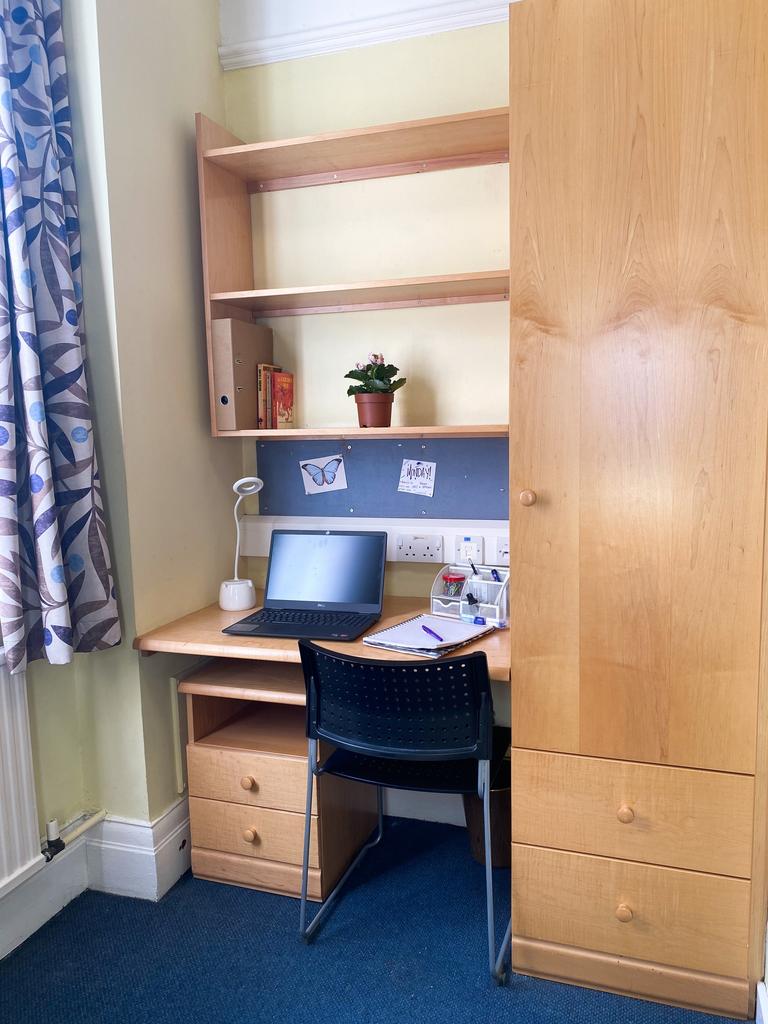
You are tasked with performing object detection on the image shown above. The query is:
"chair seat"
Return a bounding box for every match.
[318,726,511,794]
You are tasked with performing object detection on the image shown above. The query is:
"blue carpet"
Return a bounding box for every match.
[0,819,742,1024]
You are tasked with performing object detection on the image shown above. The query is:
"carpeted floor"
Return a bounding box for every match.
[0,818,742,1024]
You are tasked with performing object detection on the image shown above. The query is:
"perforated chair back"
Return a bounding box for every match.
[298,641,493,762]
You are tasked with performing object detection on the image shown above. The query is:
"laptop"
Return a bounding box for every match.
[223,529,387,641]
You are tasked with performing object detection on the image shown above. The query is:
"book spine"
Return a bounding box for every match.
[264,367,274,429]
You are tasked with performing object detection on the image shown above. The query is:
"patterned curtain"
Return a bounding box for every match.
[0,0,120,672]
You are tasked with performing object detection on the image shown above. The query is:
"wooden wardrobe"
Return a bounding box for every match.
[508,0,768,1016]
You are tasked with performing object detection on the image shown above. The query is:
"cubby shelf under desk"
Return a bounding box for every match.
[134,595,510,900]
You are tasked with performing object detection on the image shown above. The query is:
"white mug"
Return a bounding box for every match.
[219,578,257,611]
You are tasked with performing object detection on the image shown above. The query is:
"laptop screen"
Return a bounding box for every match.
[264,530,387,613]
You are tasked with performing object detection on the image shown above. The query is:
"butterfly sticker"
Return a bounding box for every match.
[299,454,348,495]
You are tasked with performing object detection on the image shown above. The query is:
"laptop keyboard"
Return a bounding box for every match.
[246,609,372,628]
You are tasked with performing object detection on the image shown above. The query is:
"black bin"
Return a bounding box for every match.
[462,758,511,868]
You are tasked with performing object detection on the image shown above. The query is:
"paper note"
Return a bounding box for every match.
[398,459,436,498]
[299,453,348,495]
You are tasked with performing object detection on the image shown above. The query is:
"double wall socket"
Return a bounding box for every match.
[396,534,444,562]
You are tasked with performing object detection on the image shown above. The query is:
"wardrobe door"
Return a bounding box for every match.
[509,0,768,774]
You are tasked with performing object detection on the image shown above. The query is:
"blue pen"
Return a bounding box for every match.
[422,623,444,642]
[491,569,501,582]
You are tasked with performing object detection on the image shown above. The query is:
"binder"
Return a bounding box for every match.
[211,319,274,430]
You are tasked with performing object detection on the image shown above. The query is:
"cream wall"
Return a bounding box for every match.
[26,0,241,829]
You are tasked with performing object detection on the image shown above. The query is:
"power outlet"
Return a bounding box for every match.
[456,535,484,565]
[493,536,510,567]
[396,534,444,562]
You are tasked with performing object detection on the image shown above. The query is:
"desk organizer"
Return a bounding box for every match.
[430,564,510,628]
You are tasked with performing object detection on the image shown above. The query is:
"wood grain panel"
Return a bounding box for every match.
[187,744,311,813]
[508,0,582,753]
[513,844,750,978]
[192,847,322,901]
[189,796,318,868]
[512,749,754,877]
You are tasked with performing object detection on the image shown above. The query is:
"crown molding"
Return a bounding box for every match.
[218,1,510,71]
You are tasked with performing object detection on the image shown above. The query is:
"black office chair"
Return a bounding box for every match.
[297,640,513,983]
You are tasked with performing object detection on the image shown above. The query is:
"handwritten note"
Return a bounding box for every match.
[397,459,436,498]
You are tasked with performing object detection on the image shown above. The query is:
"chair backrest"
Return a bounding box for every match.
[298,641,493,762]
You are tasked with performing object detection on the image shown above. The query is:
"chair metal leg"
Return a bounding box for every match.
[494,918,512,984]
[480,759,497,979]
[299,738,317,940]
[299,780,384,944]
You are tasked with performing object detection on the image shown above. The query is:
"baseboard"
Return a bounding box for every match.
[756,981,768,1024]
[513,936,751,1019]
[87,797,191,901]
[0,836,88,960]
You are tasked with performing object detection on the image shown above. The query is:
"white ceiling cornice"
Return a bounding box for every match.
[218,1,510,71]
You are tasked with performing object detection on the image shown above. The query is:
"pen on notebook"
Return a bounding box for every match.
[422,624,444,642]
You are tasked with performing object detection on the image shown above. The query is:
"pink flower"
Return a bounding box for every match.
[368,352,385,365]
[355,361,366,370]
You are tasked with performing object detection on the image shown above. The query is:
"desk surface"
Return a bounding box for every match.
[133,593,510,682]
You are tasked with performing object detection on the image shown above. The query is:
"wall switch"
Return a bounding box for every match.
[456,535,484,565]
[493,536,510,567]
[396,534,444,562]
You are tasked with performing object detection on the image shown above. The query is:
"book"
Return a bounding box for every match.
[257,363,281,429]
[363,613,495,660]
[211,321,273,431]
[271,371,294,429]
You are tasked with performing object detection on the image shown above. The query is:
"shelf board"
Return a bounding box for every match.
[216,425,509,440]
[210,270,509,317]
[203,107,509,191]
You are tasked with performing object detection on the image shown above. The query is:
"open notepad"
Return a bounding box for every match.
[363,614,495,659]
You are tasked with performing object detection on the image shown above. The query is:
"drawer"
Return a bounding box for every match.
[189,796,318,868]
[192,847,321,900]
[187,744,313,813]
[512,750,753,877]
[513,844,750,977]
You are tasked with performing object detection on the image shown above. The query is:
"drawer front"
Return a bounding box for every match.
[189,796,318,868]
[512,749,753,877]
[192,847,321,900]
[513,844,750,977]
[187,744,311,812]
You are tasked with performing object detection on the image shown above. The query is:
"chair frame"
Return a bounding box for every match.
[297,643,512,983]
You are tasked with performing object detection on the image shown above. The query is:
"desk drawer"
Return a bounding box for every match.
[512,750,753,877]
[187,744,312,813]
[192,847,321,900]
[189,796,318,868]
[513,844,750,977]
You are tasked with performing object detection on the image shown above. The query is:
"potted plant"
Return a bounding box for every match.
[345,353,406,428]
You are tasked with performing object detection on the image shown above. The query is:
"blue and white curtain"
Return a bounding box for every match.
[0,0,119,672]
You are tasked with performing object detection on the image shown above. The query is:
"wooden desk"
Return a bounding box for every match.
[133,593,511,682]
[134,595,509,902]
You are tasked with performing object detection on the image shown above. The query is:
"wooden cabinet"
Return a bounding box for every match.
[508,0,768,1016]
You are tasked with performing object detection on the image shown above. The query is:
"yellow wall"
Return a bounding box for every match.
[27,0,242,829]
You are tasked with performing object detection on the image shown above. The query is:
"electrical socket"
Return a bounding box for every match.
[456,535,484,565]
[396,534,444,562]
[493,536,510,567]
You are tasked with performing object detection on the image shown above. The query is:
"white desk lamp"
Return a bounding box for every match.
[219,475,263,611]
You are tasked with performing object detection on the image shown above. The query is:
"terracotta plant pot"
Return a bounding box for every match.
[355,392,394,428]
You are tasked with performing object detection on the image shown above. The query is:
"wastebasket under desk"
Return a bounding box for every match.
[179,658,378,901]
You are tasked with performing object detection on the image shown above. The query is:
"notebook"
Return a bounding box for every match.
[363,613,495,659]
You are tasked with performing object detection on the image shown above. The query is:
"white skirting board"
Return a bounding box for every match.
[0,798,191,961]
[87,797,191,900]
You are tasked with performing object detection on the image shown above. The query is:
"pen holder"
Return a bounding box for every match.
[430,564,510,628]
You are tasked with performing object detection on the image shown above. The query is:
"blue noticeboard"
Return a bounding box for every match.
[255,438,509,520]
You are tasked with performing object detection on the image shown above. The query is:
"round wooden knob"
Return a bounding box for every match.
[617,804,635,824]
[242,828,258,844]
[519,490,537,507]
[615,903,633,923]
[240,775,257,791]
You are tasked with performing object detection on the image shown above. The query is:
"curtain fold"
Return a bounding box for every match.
[0,0,119,672]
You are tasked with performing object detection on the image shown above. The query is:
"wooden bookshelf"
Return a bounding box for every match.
[217,424,509,440]
[211,270,509,318]
[203,107,509,192]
